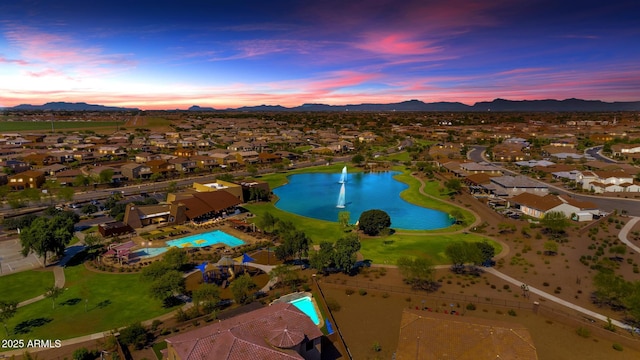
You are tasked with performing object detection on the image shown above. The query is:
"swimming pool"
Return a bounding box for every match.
[289,296,321,326]
[166,230,245,248]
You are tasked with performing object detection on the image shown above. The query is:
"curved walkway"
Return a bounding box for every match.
[618,216,640,254]
[485,267,628,329]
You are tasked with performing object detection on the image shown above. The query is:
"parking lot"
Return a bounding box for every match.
[0,237,43,275]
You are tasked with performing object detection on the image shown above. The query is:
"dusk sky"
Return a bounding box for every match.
[1,0,639,110]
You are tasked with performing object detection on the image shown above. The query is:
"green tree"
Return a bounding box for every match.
[338,211,350,228]
[20,213,77,267]
[141,261,174,281]
[541,211,569,240]
[593,270,630,308]
[45,286,64,309]
[445,241,482,273]
[230,274,257,305]
[118,322,149,350]
[543,241,559,255]
[444,178,462,194]
[333,233,361,273]
[73,175,90,188]
[622,282,640,324]
[351,154,365,166]
[149,270,185,304]
[358,209,391,236]
[247,165,258,177]
[57,187,75,202]
[309,241,335,272]
[0,300,18,336]
[192,283,221,313]
[99,169,114,184]
[449,209,466,225]
[163,247,189,270]
[270,264,299,290]
[475,240,496,265]
[256,211,278,233]
[397,256,436,291]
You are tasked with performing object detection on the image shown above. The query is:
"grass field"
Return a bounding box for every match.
[0,270,55,303]
[0,121,124,132]
[0,263,175,343]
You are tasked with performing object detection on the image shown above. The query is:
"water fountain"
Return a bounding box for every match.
[336,182,346,208]
[338,166,347,184]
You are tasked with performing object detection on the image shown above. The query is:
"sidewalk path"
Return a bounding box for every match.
[484,267,628,329]
[618,216,640,254]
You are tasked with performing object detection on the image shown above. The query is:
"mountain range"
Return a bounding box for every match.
[3,99,640,112]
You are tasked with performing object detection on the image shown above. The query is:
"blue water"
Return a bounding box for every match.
[273,171,453,230]
[290,296,321,325]
[166,230,245,248]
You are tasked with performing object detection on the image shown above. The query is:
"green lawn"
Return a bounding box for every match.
[0,263,175,343]
[360,233,501,265]
[0,121,123,132]
[0,270,55,303]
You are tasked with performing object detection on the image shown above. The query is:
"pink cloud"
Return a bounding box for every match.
[3,25,136,77]
[0,56,29,65]
[356,32,442,57]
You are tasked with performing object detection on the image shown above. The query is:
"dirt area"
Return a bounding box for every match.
[318,266,640,360]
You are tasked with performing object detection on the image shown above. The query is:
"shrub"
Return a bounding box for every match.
[576,327,591,338]
[503,284,510,290]
[466,303,476,311]
[359,289,367,296]
[612,343,623,351]
[326,298,341,312]
[381,292,390,299]
[508,309,517,316]
[372,342,381,352]
[345,288,355,295]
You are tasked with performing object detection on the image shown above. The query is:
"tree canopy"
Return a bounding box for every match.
[358,209,391,236]
[397,256,437,291]
[20,211,78,266]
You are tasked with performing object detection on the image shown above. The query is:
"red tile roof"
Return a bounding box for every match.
[166,302,322,360]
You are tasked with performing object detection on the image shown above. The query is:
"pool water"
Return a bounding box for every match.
[289,296,321,325]
[273,171,453,230]
[166,230,245,248]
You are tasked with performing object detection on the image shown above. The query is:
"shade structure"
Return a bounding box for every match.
[241,253,256,264]
[196,262,207,273]
[216,256,237,267]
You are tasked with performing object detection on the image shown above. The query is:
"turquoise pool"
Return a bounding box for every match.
[289,296,321,326]
[166,230,245,248]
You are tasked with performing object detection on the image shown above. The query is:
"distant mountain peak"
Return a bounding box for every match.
[8,101,139,111]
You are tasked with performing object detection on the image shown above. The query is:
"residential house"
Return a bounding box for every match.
[145,159,176,177]
[121,162,153,180]
[169,157,197,173]
[191,154,219,170]
[611,144,640,158]
[22,153,58,168]
[576,170,638,193]
[40,163,68,176]
[483,175,548,197]
[234,150,260,165]
[459,162,503,176]
[491,143,529,162]
[163,302,322,360]
[510,192,598,220]
[258,151,282,164]
[52,169,84,186]
[8,170,46,190]
[428,142,464,160]
[1,159,30,174]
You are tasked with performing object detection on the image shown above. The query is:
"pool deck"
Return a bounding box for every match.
[271,291,324,327]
